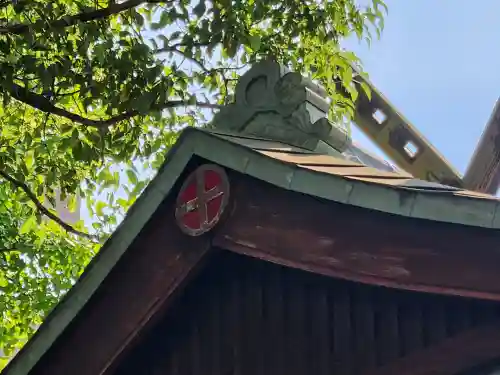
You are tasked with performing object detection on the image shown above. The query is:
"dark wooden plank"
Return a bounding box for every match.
[353,286,376,371]
[240,261,263,375]
[210,278,222,375]
[239,266,253,375]
[177,320,194,375]
[252,262,265,375]
[264,264,286,375]
[308,281,331,375]
[163,348,179,375]
[423,296,447,346]
[219,261,237,375]
[472,300,500,325]
[228,265,244,375]
[375,290,400,365]
[360,321,500,375]
[169,350,179,375]
[214,174,500,301]
[332,283,352,375]
[197,275,213,375]
[103,249,500,375]
[284,268,308,375]
[259,262,273,375]
[447,299,472,336]
[399,296,424,355]
[31,198,212,375]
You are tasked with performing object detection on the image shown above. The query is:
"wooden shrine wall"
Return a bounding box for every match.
[112,250,500,375]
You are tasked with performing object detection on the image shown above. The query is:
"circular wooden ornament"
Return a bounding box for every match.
[175,164,230,236]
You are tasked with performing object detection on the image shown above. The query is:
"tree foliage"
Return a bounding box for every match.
[0,181,97,369]
[0,0,386,368]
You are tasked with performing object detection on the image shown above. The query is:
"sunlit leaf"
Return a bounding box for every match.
[0,0,385,369]
[19,216,36,234]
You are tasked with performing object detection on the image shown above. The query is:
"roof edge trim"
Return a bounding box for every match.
[4,134,195,375]
[193,130,500,229]
[6,127,500,375]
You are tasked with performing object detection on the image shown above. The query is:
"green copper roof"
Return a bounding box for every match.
[4,127,500,375]
[5,62,500,375]
[198,129,500,228]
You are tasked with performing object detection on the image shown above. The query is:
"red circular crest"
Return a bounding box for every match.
[175,164,230,236]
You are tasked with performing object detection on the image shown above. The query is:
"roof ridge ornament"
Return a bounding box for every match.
[210,59,351,154]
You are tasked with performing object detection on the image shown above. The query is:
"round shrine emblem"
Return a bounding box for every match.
[175,164,230,236]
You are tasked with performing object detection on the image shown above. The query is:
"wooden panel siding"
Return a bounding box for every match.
[112,251,500,375]
[28,162,213,375]
[215,172,500,302]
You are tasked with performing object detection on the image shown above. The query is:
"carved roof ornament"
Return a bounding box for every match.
[210,60,352,154]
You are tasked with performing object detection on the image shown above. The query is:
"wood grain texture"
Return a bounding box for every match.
[215,173,500,301]
[361,321,500,375]
[110,252,500,375]
[30,193,212,375]
[24,167,500,375]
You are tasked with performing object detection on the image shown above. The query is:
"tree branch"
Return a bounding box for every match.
[156,44,248,74]
[155,42,209,55]
[6,82,221,128]
[167,46,210,72]
[0,170,97,240]
[0,0,170,35]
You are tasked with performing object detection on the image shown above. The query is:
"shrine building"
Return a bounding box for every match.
[4,61,500,375]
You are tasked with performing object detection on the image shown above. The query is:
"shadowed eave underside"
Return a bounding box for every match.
[5,126,500,375]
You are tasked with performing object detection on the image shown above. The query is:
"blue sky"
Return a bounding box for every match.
[345,0,500,174]
[81,1,500,226]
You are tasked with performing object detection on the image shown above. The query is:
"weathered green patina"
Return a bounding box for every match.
[210,60,351,156]
[5,61,500,375]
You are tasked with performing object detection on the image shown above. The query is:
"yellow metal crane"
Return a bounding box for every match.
[350,71,500,194]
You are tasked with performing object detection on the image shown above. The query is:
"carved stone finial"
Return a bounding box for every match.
[210,60,351,154]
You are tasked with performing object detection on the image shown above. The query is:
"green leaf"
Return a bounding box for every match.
[248,35,261,52]
[0,0,385,368]
[19,216,36,234]
[132,92,156,114]
[126,169,138,185]
[0,275,8,288]
[151,22,162,30]
[96,201,106,217]
[193,0,206,17]
[226,41,238,58]
[360,81,372,101]
[133,11,144,27]
[342,66,353,87]
[159,10,171,27]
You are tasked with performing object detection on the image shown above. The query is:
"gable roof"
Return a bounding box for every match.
[4,126,500,375]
